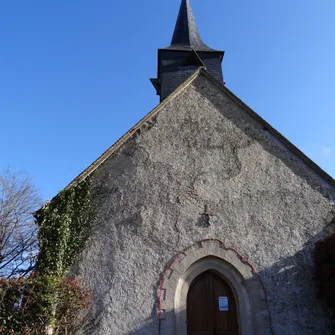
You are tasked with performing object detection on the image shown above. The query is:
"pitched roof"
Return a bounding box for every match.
[165,0,216,51]
[64,67,335,192]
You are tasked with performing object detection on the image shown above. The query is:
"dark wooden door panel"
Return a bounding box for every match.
[212,273,239,335]
[187,271,239,335]
[187,273,212,334]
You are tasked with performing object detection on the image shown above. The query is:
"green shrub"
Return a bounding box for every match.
[0,275,91,335]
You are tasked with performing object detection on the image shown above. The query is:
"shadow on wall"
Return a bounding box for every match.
[128,311,174,335]
[76,220,334,335]
[128,226,334,335]
[259,225,335,335]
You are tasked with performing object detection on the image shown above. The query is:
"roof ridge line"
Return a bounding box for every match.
[63,67,205,191]
[198,69,335,189]
[185,0,191,42]
[46,66,334,205]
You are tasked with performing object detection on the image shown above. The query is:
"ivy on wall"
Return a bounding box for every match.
[1,176,99,334]
[35,177,94,276]
[0,176,97,334]
[0,176,103,335]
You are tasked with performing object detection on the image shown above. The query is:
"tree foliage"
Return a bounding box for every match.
[0,169,95,334]
[0,168,41,278]
[0,275,91,334]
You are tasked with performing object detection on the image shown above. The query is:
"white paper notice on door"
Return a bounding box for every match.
[218,296,228,311]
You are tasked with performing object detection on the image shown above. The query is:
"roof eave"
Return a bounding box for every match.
[40,67,335,212]
[199,69,335,189]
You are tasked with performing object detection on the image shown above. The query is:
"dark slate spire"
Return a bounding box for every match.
[151,0,225,101]
[168,0,214,51]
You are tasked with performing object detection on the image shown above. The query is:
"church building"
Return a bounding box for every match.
[41,1,335,334]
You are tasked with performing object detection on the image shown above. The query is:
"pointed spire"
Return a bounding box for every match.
[168,0,214,51]
[151,0,224,101]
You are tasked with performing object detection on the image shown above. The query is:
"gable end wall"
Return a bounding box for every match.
[73,75,335,335]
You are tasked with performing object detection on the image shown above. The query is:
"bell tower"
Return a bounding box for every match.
[151,0,225,101]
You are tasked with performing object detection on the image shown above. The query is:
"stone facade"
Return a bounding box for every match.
[71,71,335,335]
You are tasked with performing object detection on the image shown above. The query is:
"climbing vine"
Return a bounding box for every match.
[3,176,99,334]
[35,177,94,276]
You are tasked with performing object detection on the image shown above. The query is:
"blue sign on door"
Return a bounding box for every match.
[218,296,228,311]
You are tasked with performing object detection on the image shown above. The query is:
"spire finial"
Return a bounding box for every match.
[169,0,213,51]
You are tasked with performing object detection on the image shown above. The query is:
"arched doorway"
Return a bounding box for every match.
[187,270,239,335]
[159,240,272,334]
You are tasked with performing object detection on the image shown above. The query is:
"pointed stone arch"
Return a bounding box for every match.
[158,239,273,335]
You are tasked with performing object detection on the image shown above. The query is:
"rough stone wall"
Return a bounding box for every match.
[73,74,335,335]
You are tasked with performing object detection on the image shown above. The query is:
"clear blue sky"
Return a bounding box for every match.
[0,0,334,201]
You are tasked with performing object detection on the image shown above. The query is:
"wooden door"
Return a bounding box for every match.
[187,271,239,335]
